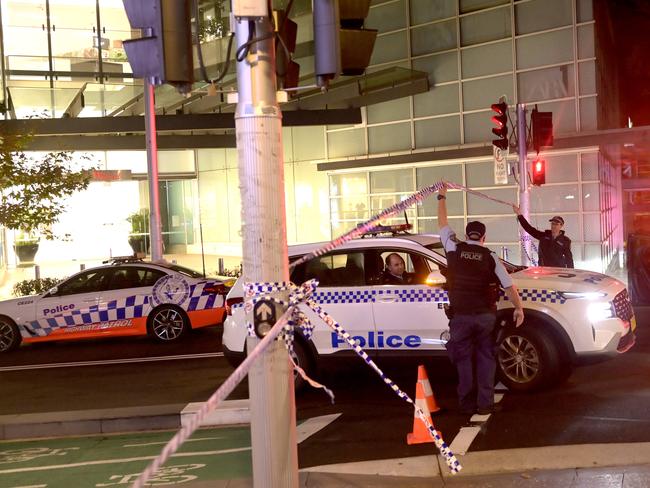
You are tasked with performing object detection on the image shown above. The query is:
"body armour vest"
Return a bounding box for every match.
[447,242,499,314]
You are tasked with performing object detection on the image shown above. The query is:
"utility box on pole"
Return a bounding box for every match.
[232,2,298,487]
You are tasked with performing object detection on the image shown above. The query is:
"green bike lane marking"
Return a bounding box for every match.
[0,414,341,487]
[0,427,253,488]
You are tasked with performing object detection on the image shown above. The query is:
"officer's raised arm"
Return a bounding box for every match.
[437,183,456,252]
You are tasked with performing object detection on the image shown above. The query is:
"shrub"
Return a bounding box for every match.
[12,277,64,297]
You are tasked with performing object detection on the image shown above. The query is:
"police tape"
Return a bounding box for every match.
[131,305,293,488]
[245,280,462,474]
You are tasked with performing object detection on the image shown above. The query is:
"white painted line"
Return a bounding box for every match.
[297,413,342,444]
[0,447,252,474]
[123,436,225,447]
[0,353,224,372]
[470,412,490,422]
[494,393,504,403]
[10,485,47,488]
[495,382,508,391]
[448,426,481,456]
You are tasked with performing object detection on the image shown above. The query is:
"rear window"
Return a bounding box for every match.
[161,264,205,278]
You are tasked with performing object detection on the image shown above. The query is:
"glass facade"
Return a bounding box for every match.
[0,0,623,285]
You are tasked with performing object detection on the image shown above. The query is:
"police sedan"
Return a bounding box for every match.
[222,232,636,392]
[0,256,229,352]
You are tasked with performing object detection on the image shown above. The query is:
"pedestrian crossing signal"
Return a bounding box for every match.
[532,158,546,186]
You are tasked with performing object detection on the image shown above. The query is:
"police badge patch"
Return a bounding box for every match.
[152,275,191,306]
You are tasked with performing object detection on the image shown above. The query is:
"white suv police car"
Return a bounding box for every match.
[222,233,636,392]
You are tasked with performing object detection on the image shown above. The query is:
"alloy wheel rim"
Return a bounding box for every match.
[498,335,540,384]
[0,322,15,351]
[152,309,184,341]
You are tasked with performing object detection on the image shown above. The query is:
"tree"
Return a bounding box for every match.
[0,132,92,240]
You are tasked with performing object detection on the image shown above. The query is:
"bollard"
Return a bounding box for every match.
[34,265,40,280]
[80,263,86,271]
[172,259,177,264]
[218,257,225,275]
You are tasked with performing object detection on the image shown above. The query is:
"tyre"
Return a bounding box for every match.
[496,324,561,392]
[147,306,189,343]
[0,317,21,352]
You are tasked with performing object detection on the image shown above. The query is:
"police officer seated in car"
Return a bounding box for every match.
[381,253,413,285]
[438,184,524,416]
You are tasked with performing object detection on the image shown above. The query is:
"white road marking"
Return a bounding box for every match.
[0,353,224,372]
[0,447,252,474]
[123,436,225,448]
[9,485,47,488]
[297,413,342,444]
[449,427,481,455]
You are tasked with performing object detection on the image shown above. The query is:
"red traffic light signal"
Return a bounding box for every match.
[532,158,546,186]
[491,102,508,150]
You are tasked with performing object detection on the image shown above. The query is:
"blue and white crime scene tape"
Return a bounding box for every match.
[133,180,543,486]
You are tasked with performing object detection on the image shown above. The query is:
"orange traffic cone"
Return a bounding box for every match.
[407,365,441,445]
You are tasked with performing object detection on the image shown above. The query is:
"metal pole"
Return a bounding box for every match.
[517,103,532,266]
[144,79,164,261]
[233,9,298,488]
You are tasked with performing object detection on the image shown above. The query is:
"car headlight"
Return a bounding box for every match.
[559,291,607,300]
[586,301,615,322]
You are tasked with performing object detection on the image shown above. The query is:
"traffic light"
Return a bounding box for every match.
[313,0,378,88]
[274,9,300,91]
[532,108,553,153]
[532,157,546,186]
[122,0,193,93]
[491,102,509,150]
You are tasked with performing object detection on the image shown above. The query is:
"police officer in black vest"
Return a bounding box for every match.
[438,184,524,415]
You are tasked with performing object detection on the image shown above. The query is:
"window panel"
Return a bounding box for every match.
[330,173,368,197]
[410,1,456,25]
[370,31,408,65]
[370,169,413,193]
[418,217,466,235]
[516,29,574,70]
[158,150,195,173]
[517,65,574,103]
[477,216,519,241]
[460,7,511,46]
[467,188,517,215]
[413,83,459,117]
[413,52,459,84]
[197,149,226,171]
[416,165,463,187]
[581,153,598,180]
[368,0,406,33]
[411,20,457,56]
[414,116,461,148]
[330,197,370,221]
[292,125,326,162]
[580,97,597,131]
[544,154,578,184]
[462,41,512,78]
[466,160,515,187]
[460,0,509,14]
[327,128,366,158]
[367,98,411,124]
[515,0,572,35]
[368,123,412,154]
[583,213,601,241]
[577,0,594,22]
[462,74,513,111]
[282,127,293,163]
[529,184,580,212]
[578,60,596,95]
[370,196,417,221]
[577,24,595,59]
[582,183,600,211]
[418,190,464,217]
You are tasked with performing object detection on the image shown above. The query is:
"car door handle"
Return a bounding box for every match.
[83,299,97,303]
[378,297,398,303]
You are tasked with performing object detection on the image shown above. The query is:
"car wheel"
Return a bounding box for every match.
[0,318,21,352]
[148,306,188,343]
[497,325,561,392]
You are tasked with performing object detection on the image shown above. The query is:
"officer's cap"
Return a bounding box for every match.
[466,221,486,241]
[549,216,564,225]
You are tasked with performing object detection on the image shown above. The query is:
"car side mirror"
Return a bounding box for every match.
[45,286,58,297]
[425,270,446,287]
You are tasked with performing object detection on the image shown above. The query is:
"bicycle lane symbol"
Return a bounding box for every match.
[0,447,80,464]
[95,463,206,486]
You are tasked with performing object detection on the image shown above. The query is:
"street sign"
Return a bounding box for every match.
[253,298,277,338]
[494,145,509,184]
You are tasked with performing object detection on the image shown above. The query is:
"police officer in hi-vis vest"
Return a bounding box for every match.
[437,184,524,415]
